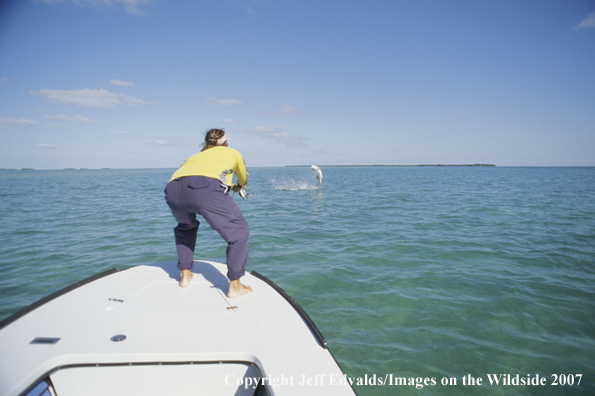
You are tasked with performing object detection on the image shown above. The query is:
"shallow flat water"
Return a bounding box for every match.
[1,166,594,394]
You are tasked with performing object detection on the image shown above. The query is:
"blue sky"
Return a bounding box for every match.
[1,0,594,168]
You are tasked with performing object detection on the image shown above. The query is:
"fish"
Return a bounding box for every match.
[311,165,323,185]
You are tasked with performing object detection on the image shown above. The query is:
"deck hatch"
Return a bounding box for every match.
[49,361,269,396]
[30,337,61,345]
[110,281,229,313]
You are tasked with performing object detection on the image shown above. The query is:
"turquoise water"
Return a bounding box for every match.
[1,166,594,395]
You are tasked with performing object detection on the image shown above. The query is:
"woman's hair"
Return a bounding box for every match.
[201,128,225,152]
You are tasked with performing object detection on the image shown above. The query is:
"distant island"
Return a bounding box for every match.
[286,164,496,167]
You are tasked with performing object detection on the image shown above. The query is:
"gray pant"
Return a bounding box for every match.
[164,176,249,281]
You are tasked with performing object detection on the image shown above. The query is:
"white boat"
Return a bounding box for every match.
[0,261,357,396]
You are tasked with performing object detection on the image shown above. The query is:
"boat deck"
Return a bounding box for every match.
[0,261,356,396]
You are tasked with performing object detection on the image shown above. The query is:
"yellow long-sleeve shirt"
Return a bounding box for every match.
[168,146,248,186]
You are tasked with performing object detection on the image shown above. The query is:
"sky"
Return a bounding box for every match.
[0,0,594,169]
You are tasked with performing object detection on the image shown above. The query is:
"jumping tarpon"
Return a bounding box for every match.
[311,165,323,185]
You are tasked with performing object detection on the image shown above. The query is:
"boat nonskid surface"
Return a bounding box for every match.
[0,261,356,396]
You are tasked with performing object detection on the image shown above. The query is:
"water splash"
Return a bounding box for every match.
[270,177,319,191]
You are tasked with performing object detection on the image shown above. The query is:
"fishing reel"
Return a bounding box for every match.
[233,184,248,199]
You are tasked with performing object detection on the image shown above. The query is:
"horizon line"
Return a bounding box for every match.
[4,164,595,171]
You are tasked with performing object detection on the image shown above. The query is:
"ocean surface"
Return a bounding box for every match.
[0,166,593,395]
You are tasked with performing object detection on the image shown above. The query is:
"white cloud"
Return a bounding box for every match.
[40,0,152,15]
[74,115,101,124]
[206,96,244,107]
[245,0,266,14]
[277,104,301,114]
[45,114,70,120]
[110,79,136,87]
[301,148,329,158]
[574,11,595,30]
[38,143,57,148]
[110,130,131,135]
[248,126,308,147]
[31,88,151,108]
[144,135,180,145]
[211,118,236,124]
[144,140,179,146]
[257,104,302,116]
[44,114,103,124]
[0,116,39,125]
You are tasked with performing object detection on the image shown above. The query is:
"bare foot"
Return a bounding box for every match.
[179,270,194,287]
[227,279,253,298]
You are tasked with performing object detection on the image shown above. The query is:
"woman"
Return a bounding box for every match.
[164,128,252,298]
